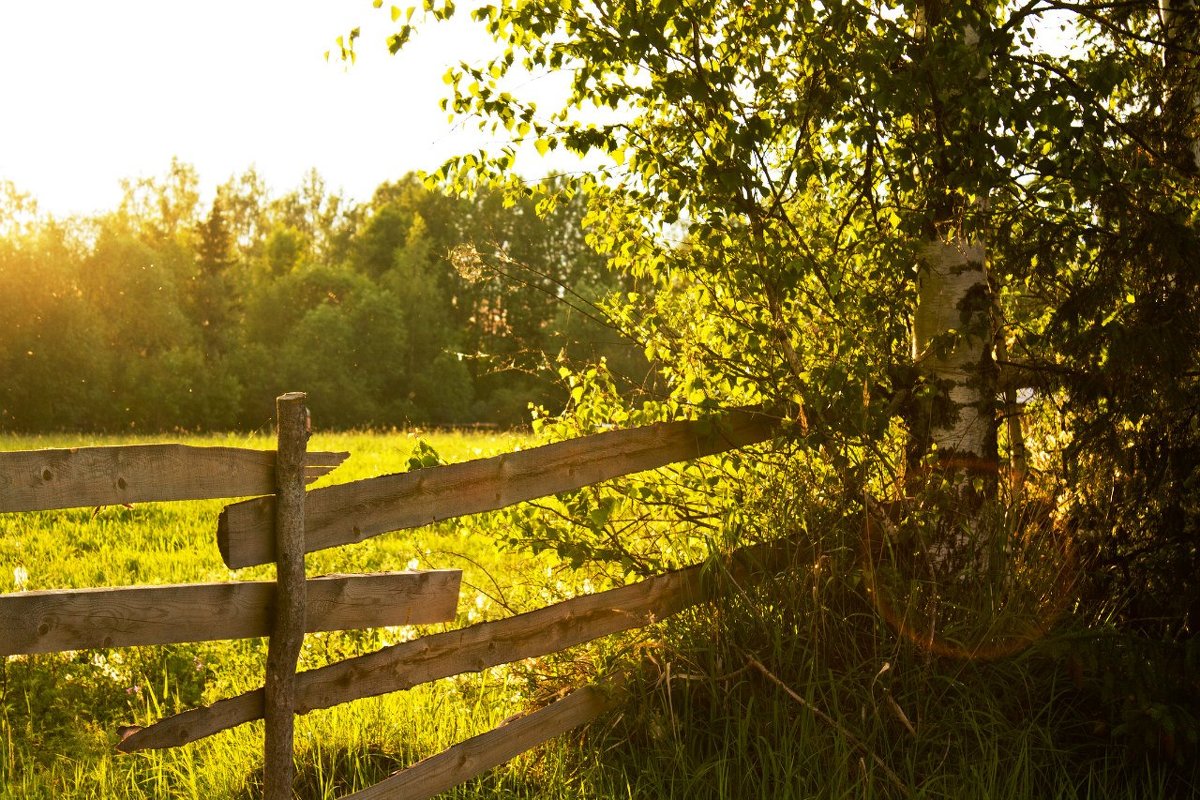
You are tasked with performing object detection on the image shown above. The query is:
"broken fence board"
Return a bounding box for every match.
[118,539,796,753]
[340,682,618,800]
[0,570,460,655]
[219,408,777,568]
[0,444,349,513]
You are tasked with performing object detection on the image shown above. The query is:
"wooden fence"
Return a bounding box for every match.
[0,393,779,799]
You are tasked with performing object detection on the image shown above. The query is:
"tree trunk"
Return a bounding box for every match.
[910,237,996,467]
[1161,0,1200,174]
[905,2,1000,578]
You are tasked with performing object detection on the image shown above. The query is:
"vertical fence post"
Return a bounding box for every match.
[264,392,308,799]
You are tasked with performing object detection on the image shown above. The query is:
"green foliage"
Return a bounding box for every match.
[406,438,446,470]
[497,362,779,580]
[0,166,634,431]
[392,0,1197,507]
[378,0,1200,783]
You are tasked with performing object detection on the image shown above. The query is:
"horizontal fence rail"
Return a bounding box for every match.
[218,408,777,568]
[118,538,796,753]
[0,444,348,513]
[0,570,460,655]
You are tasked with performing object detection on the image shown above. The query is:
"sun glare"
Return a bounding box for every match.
[0,1,520,218]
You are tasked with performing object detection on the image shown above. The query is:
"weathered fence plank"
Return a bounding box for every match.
[264,392,308,800]
[339,682,618,800]
[117,538,796,753]
[0,444,348,513]
[0,570,461,655]
[219,408,777,568]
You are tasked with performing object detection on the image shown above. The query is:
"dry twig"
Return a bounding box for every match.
[746,657,911,798]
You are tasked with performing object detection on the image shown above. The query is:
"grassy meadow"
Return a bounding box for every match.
[1,430,1194,799]
[0,428,591,799]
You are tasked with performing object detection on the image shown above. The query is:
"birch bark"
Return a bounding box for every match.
[911,238,995,464]
[905,2,1000,577]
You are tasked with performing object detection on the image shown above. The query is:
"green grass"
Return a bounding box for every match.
[0,429,566,799]
[1,431,1193,799]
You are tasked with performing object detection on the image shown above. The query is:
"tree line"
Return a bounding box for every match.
[0,162,649,432]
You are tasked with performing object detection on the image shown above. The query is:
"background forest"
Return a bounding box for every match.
[0,163,647,432]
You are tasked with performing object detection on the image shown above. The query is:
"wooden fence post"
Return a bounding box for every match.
[264,392,308,800]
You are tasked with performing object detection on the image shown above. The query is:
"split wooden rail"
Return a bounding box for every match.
[1,394,780,799]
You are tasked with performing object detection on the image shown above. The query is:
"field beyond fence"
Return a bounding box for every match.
[0,395,779,799]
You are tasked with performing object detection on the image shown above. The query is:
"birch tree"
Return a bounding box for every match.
[372,0,1199,634]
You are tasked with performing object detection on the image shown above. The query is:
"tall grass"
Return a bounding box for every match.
[2,431,1193,798]
[560,457,1196,800]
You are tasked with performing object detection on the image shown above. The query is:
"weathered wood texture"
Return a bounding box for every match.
[0,570,461,655]
[0,444,348,513]
[117,538,797,753]
[264,392,309,800]
[340,682,618,800]
[219,407,777,568]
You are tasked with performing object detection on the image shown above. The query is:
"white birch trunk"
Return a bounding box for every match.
[901,2,1002,579]
[912,237,994,461]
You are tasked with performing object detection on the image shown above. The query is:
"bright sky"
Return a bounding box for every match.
[1,4,1080,221]
[0,1,569,218]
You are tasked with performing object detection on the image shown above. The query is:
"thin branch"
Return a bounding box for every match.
[746,657,912,798]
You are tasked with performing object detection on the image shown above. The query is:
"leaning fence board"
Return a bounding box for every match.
[340,682,618,800]
[219,407,777,568]
[118,538,796,753]
[0,444,349,513]
[0,570,460,655]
